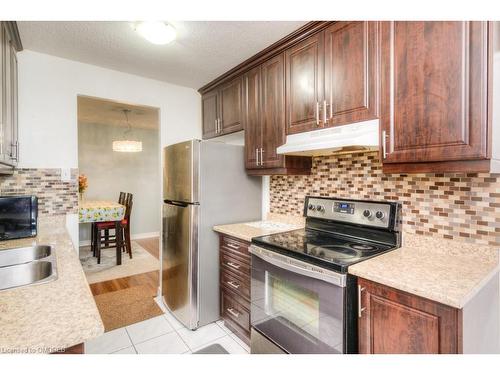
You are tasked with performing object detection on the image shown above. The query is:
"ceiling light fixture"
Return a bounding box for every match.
[135,21,176,45]
[113,109,143,153]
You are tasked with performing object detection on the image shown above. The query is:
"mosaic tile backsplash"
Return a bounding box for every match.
[270,152,500,247]
[0,169,78,216]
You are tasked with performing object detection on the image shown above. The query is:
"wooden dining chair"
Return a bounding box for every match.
[93,193,134,263]
[92,192,127,256]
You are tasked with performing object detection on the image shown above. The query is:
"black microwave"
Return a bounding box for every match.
[0,196,38,241]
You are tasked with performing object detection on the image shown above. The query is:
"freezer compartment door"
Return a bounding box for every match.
[163,140,200,203]
[161,201,199,329]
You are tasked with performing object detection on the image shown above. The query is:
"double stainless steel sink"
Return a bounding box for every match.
[0,245,57,291]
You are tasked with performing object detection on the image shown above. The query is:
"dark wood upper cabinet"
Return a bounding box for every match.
[380,21,491,172]
[285,32,324,135]
[202,77,243,139]
[201,90,218,139]
[324,21,379,127]
[243,66,261,170]
[260,54,285,169]
[358,278,461,354]
[244,53,311,175]
[219,76,243,134]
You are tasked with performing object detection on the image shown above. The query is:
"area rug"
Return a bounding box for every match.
[94,285,163,332]
[80,241,159,284]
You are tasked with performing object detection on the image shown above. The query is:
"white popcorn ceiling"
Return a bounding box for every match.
[17,21,307,89]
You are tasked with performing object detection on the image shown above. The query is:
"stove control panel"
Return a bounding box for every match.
[305,197,396,229]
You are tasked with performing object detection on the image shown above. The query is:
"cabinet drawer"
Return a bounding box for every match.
[221,287,250,332]
[221,268,250,301]
[220,251,251,278]
[220,235,250,261]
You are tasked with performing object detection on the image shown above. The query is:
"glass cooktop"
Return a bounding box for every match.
[252,228,395,273]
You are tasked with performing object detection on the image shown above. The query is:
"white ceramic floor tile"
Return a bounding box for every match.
[135,331,189,354]
[126,315,174,344]
[229,333,250,352]
[85,328,132,354]
[215,320,234,335]
[111,346,137,354]
[193,336,248,354]
[177,323,227,350]
[163,311,185,330]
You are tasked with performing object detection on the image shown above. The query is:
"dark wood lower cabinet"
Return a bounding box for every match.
[358,278,462,354]
[219,234,251,345]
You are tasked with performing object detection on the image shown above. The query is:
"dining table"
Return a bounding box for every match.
[78,200,126,265]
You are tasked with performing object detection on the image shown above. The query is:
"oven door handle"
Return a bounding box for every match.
[249,246,346,287]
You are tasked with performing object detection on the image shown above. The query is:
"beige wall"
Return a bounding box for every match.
[78,121,160,243]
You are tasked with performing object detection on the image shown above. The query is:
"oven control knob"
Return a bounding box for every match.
[375,211,385,220]
[316,205,325,213]
[308,204,316,211]
[363,209,372,218]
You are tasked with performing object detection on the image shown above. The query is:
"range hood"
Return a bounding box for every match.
[277,119,379,156]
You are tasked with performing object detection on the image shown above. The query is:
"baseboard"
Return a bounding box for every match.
[79,231,159,247]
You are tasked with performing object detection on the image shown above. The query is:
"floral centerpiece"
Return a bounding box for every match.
[78,174,88,201]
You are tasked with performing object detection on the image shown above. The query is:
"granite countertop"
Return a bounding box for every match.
[0,216,104,353]
[213,213,305,242]
[349,232,500,309]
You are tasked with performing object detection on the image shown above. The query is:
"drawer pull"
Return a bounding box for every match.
[226,243,240,250]
[226,262,240,270]
[227,308,240,318]
[226,280,240,289]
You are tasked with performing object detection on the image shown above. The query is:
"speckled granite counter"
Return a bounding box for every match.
[349,232,500,309]
[0,216,104,353]
[213,213,305,242]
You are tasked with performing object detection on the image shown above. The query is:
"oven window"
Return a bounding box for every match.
[266,272,320,337]
[251,253,345,354]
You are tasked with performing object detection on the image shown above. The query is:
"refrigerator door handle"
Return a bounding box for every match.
[164,199,193,207]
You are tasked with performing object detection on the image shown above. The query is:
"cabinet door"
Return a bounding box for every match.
[358,278,461,354]
[261,53,286,168]
[219,76,243,134]
[324,21,379,127]
[8,40,17,165]
[380,21,490,165]
[243,66,261,169]
[1,23,13,165]
[285,32,324,134]
[201,90,219,139]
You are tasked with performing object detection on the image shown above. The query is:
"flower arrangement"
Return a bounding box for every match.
[78,174,88,194]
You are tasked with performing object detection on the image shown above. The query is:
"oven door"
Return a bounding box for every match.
[250,245,346,354]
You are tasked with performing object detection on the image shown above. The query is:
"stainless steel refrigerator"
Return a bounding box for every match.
[161,139,262,330]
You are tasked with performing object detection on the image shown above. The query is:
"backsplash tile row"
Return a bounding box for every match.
[270,152,500,247]
[0,169,78,216]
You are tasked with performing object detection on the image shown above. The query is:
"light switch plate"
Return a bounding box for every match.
[60,168,72,181]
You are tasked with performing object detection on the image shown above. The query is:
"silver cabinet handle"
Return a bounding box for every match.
[315,102,320,126]
[227,308,240,318]
[329,99,333,120]
[358,285,366,318]
[255,148,260,166]
[382,130,388,159]
[226,243,239,250]
[323,100,327,125]
[226,281,240,289]
[260,148,264,165]
[219,118,223,133]
[214,119,218,134]
[226,262,240,270]
[10,141,18,162]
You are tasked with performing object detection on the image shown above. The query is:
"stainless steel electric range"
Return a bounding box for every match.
[249,196,402,354]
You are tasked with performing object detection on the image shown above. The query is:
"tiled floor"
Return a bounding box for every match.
[85,311,250,354]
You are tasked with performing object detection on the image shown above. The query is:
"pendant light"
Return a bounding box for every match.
[112,109,143,153]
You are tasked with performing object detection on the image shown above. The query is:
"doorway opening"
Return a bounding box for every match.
[77,95,162,332]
